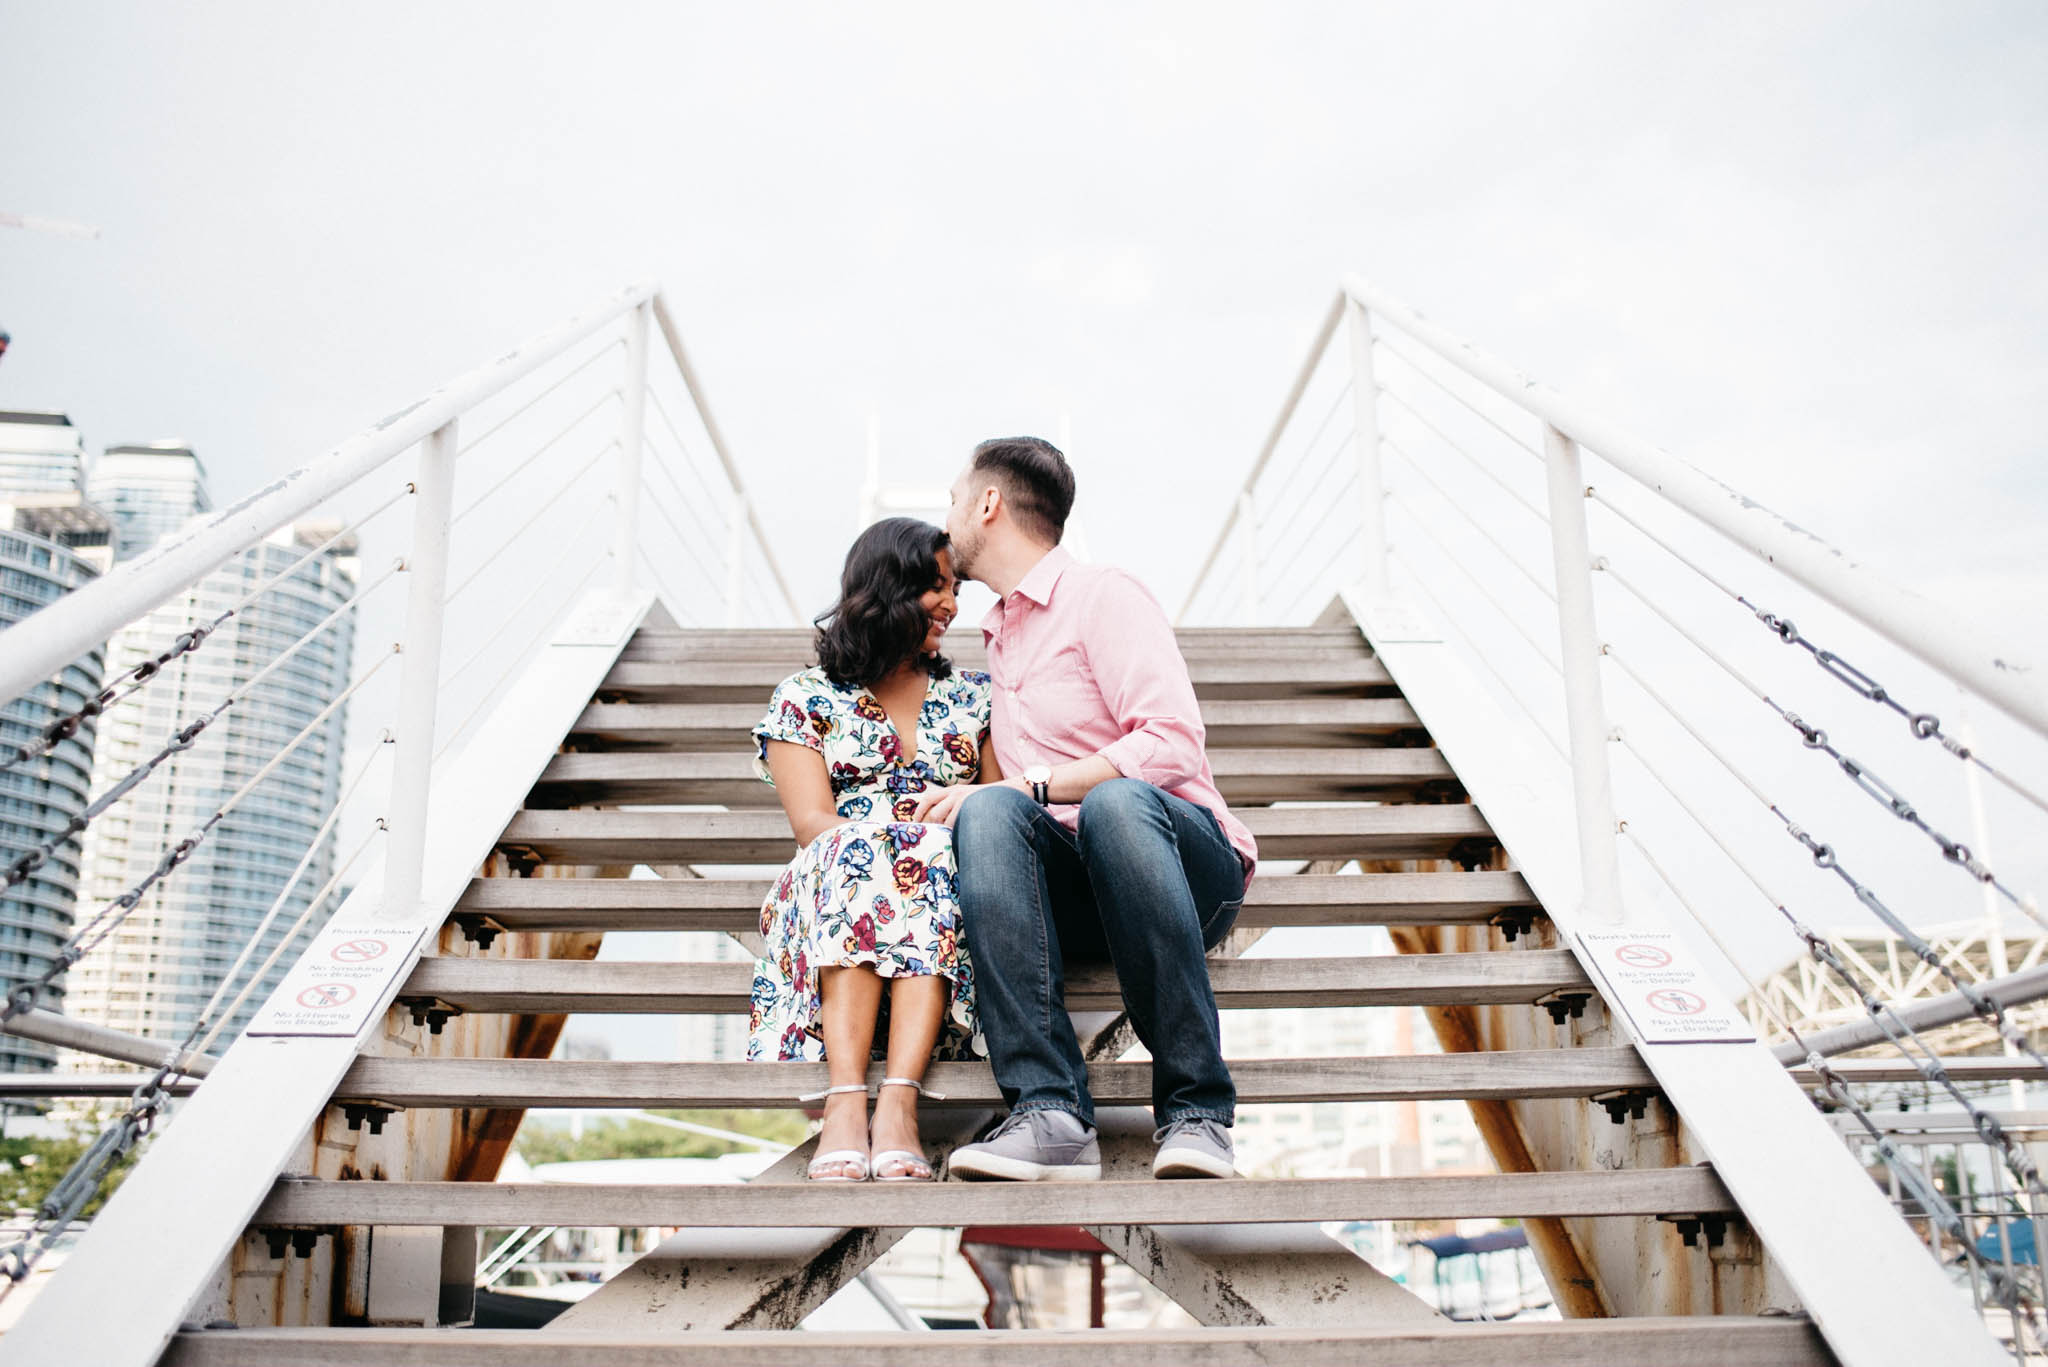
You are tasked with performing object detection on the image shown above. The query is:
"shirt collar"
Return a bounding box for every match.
[981,545,1075,643]
[1011,545,1074,607]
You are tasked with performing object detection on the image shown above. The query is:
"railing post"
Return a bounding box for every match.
[1346,300,1388,597]
[1542,423,1626,926]
[1236,491,1260,622]
[613,300,650,591]
[724,493,747,627]
[382,421,457,918]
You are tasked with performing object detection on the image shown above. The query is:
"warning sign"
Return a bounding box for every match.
[297,983,357,1009]
[1614,942,1672,970]
[1577,929,1756,1045]
[248,922,430,1037]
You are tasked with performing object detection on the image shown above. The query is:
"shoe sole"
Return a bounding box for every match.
[948,1150,1102,1182]
[1152,1147,1236,1180]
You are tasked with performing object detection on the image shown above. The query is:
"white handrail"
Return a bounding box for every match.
[1338,272,2048,739]
[1178,292,1346,620]
[0,282,657,702]
[651,293,803,621]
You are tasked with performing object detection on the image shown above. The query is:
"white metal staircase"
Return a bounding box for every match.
[1,277,2038,1366]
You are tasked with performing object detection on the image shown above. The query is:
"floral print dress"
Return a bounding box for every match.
[747,665,992,1062]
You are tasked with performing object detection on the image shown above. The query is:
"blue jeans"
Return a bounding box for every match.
[954,778,1244,1128]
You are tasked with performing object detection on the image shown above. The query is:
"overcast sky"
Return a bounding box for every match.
[4,3,2044,1043]
[5,2,2043,622]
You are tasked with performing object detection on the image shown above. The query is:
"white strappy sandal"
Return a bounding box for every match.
[871,1077,945,1183]
[800,1082,871,1183]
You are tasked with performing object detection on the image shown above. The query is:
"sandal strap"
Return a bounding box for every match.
[799,1082,872,1102]
[879,1076,946,1101]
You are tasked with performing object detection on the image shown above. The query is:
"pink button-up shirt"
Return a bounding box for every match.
[981,546,1257,879]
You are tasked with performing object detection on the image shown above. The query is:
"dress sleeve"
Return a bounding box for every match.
[752,674,826,785]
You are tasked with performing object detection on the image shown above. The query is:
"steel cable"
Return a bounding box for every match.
[3,561,403,892]
[451,389,621,529]
[1591,487,2048,819]
[1601,558,2048,935]
[454,336,625,460]
[445,441,618,604]
[1384,491,1563,674]
[1382,435,1556,601]
[1373,336,1544,461]
[1385,543,1571,760]
[1377,385,1549,522]
[1,485,410,777]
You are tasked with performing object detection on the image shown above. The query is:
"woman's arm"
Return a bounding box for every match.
[976,744,1004,784]
[764,740,843,847]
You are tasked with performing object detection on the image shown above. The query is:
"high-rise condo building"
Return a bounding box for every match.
[87,441,211,562]
[67,444,358,1057]
[0,413,113,1077]
[0,410,89,495]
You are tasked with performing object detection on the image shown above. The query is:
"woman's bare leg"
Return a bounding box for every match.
[815,966,883,1177]
[871,975,945,1177]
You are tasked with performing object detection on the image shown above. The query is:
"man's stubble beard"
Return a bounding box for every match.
[949,524,986,584]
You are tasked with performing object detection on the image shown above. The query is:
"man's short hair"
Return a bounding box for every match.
[970,436,1075,544]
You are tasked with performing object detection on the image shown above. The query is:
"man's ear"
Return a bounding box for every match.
[979,484,1002,524]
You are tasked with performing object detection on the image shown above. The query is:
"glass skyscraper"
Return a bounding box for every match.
[0,413,112,1076]
[87,442,211,562]
[64,438,358,1056]
[0,411,89,496]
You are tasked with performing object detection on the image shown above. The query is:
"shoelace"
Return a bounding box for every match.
[1153,1118,1228,1148]
[983,1110,1037,1141]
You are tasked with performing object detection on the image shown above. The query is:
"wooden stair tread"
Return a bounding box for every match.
[619,625,1375,654]
[527,746,1459,807]
[397,951,1588,1013]
[166,1318,1831,1367]
[336,1049,1654,1109]
[253,1167,1734,1229]
[495,804,1494,864]
[454,870,1538,931]
[566,698,1424,749]
[599,657,1396,702]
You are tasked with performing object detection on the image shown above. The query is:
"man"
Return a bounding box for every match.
[912,436,1257,1181]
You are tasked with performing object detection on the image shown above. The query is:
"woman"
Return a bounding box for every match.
[749,517,997,1182]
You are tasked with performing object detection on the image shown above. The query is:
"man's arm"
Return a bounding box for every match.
[1079,569,1208,790]
[912,570,1206,826]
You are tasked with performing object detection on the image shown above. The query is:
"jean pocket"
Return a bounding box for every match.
[1201,896,1243,948]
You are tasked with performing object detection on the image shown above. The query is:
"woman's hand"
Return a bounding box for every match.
[911,777,1027,827]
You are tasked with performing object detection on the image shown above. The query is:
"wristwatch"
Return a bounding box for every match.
[1023,764,1053,805]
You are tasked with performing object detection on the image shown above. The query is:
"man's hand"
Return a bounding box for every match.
[912,777,1026,827]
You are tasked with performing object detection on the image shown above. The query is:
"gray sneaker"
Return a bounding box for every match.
[949,1109,1102,1182]
[1152,1118,1235,1179]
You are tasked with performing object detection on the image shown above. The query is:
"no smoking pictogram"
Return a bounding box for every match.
[1614,942,1673,969]
[330,938,389,964]
[1645,988,1705,1016]
[296,982,357,1010]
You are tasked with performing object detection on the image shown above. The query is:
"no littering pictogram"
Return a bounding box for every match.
[297,982,357,1010]
[1644,988,1705,1016]
[330,938,389,964]
[1613,942,1673,970]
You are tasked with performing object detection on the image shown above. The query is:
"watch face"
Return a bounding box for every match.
[1025,765,1052,783]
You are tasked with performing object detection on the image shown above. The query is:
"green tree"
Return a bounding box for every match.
[513,1108,808,1167]
[0,1106,151,1218]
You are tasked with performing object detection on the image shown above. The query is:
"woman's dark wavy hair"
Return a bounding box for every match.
[814,517,954,688]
